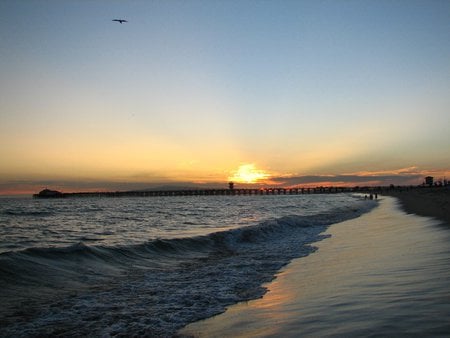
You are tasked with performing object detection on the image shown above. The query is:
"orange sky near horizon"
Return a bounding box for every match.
[1,1,449,195]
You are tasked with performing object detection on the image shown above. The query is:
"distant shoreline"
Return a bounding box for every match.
[383,187,450,225]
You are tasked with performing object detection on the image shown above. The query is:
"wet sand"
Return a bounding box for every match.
[179,196,450,337]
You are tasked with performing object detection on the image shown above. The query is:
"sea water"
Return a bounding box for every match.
[0,193,375,336]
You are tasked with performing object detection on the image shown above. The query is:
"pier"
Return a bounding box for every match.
[33,187,357,198]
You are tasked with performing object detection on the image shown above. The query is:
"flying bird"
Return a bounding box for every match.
[112,19,128,24]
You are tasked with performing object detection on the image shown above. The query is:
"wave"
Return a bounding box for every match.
[0,200,377,336]
[2,209,55,217]
[1,204,371,277]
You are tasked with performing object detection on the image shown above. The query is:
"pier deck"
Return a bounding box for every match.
[34,187,357,198]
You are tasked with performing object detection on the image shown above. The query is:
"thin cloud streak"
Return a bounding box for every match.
[271,174,423,187]
[269,166,450,188]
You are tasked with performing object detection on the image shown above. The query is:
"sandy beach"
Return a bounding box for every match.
[383,187,450,225]
[180,192,450,337]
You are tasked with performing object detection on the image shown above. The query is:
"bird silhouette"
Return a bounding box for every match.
[112,19,128,24]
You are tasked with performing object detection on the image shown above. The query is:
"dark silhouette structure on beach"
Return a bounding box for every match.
[425,176,434,187]
[35,189,64,198]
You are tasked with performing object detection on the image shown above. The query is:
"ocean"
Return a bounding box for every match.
[0,193,375,336]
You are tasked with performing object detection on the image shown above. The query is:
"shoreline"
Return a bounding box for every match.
[382,187,450,225]
[179,194,450,337]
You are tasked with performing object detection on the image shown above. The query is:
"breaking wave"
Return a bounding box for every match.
[0,200,376,337]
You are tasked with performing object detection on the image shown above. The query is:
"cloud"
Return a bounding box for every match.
[260,166,450,188]
[269,172,424,187]
[346,166,421,176]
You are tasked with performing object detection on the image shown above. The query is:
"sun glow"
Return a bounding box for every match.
[228,164,270,184]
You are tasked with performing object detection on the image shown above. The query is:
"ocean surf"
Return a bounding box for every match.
[0,194,376,336]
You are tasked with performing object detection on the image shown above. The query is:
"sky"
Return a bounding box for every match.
[1,0,449,194]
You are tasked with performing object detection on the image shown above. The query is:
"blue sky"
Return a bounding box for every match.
[1,0,449,193]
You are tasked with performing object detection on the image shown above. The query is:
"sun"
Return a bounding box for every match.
[228,164,270,184]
